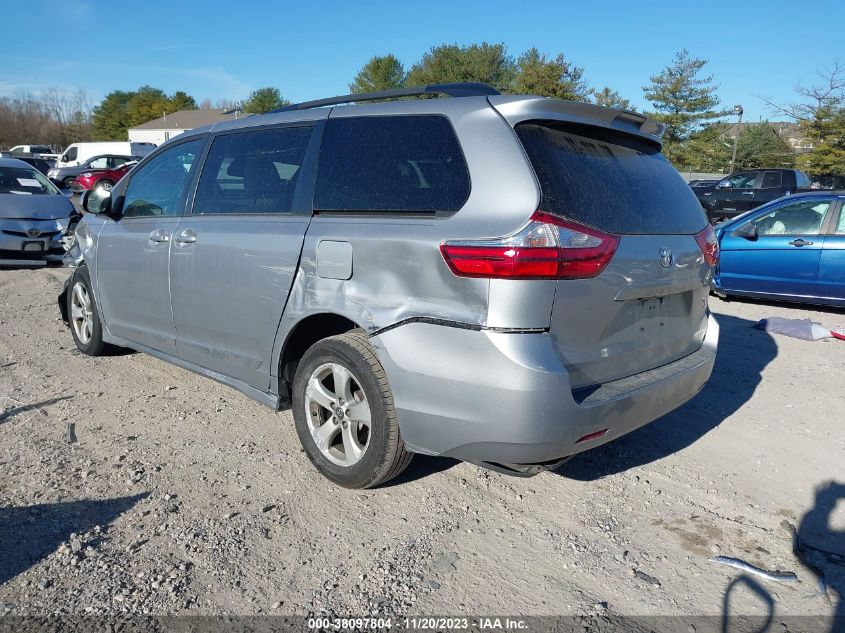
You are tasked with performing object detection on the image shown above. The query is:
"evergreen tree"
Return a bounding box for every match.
[592,86,632,110]
[349,55,406,93]
[512,48,589,101]
[242,87,288,114]
[405,42,515,92]
[643,49,721,165]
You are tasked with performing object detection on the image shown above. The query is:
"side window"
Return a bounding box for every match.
[108,156,127,168]
[314,115,470,213]
[193,125,312,215]
[122,139,204,218]
[749,199,832,236]
[727,172,758,189]
[88,156,108,169]
[836,207,845,235]
[760,172,782,188]
[63,146,78,162]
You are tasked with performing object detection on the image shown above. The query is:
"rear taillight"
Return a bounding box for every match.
[694,225,719,267]
[440,211,619,280]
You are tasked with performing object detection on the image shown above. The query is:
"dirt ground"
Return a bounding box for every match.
[1,265,843,623]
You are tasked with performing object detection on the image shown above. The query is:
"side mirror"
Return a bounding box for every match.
[731,222,758,240]
[82,187,113,216]
[717,179,732,189]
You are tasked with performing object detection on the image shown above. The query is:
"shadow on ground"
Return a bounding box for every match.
[714,481,845,632]
[557,313,777,480]
[797,481,845,632]
[0,395,73,425]
[715,294,845,316]
[0,493,146,585]
[382,456,458,488]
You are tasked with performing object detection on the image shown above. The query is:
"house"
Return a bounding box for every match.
[725,121,814,153]
[127,108,250,146]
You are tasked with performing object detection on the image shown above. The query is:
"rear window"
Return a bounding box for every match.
[314,115,470,213]
[516,122,707,235]
[761,171,783,188]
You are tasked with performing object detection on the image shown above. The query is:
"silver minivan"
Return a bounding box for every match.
[60,83,719,488]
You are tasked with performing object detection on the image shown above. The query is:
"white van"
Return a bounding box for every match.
[56,142,156,168]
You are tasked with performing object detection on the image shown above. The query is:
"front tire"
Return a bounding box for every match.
[95,180,114,193]
[292,332,413,488]
[67,266,114,356]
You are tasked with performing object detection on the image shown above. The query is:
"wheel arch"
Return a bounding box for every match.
[275,312,364,401]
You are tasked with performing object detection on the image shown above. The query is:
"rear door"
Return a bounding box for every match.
[719,196,835,299]
[754,171,788,208]
[818,199,845,301]
[168,122,321,389]
[515,123,712,389]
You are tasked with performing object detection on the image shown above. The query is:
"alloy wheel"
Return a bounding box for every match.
[70,282,93,344]
[304,362,372,467]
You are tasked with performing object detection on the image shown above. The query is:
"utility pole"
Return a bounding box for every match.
[729,105,743,174]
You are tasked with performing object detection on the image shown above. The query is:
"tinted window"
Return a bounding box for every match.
[516,122,706,235]
[315,115,470,213]
[63,147,78,162]
[748,198,832,236]
[761,172,783,188]
[122,139,203,218]
[193,126,312,215]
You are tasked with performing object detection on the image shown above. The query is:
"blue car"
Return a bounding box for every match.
[712,191,845,307]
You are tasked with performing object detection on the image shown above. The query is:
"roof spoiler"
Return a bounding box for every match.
[489,96,665,146]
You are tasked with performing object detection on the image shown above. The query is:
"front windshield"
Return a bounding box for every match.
[0,166,61,195]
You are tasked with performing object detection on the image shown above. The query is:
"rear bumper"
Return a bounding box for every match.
[371,315,718,465]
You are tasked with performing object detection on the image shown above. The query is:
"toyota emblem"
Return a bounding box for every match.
[26,228,41,238]
[659,247,673,268]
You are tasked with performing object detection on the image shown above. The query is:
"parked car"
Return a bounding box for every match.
[14,156,54,175]
[59,83,719,488]
[55,142,155,169]
[71,161,135,193]
[48,154,137,189]
[688,179,719,209]
[0,158,76,266]
[707,168,811,223]
[712,191,845,307]
[8,144,53,156]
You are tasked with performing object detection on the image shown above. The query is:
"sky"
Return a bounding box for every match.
[2,0,843,121]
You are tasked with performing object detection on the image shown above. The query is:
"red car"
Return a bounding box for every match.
[71,161,136,193]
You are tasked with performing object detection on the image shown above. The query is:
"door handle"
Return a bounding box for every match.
[149,229,169,244]
[741,191,755,195]
[174,229,197,245]
[788,239,814,247]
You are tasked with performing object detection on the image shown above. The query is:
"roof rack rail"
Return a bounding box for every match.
[270,82,501,113]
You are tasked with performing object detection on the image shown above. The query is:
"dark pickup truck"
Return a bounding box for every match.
[706,168,811,223]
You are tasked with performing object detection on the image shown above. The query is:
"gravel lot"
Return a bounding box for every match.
[0,265,843,622]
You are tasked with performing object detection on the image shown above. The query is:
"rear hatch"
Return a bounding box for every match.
[515,122,711,389]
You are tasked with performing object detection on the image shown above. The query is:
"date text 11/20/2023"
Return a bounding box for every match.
[306,617,529,630]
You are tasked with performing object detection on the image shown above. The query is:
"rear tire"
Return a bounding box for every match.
[67,266,115,356]
[292,332,413,488]
[61,177,75,189]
